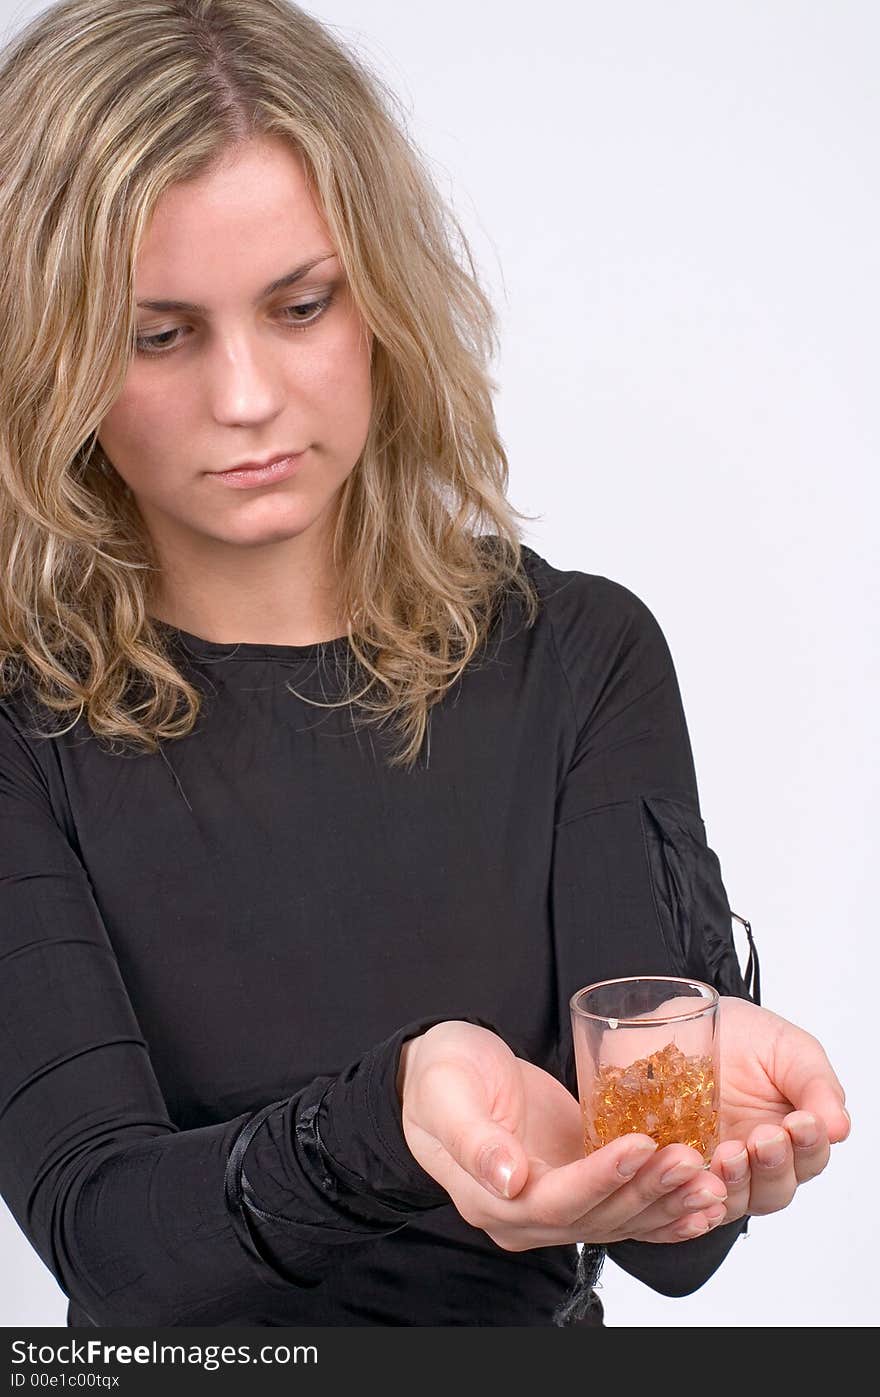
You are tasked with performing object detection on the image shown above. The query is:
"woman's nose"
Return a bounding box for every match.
[205,334,292,423]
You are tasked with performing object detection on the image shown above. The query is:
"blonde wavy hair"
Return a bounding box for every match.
[0,0,541,771]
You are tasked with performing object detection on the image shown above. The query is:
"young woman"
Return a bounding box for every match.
[0,0,848,1328]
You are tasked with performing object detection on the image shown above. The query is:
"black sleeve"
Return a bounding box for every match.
[546,576,760,1306]
[0,703,496,1327]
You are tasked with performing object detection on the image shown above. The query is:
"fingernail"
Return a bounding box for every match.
[792,1115,818,1148]
[722,1149,748,1183]
[494,1159,514,1197]
[480,1146,515,1198]
[660,1159,701,1187]
[683,1187,726,1211]
[617,1143,657,1179]
[754,1131,787,1168]
[842,1106,851,1129]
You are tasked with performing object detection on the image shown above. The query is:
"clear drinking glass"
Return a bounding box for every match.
[570,976,721,1165]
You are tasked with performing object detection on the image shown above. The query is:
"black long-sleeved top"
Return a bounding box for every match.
[0,541,759,1327]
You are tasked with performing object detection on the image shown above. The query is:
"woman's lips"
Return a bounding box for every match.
[209,452,306,488]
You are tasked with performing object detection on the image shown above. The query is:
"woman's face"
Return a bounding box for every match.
[97,134,373,573]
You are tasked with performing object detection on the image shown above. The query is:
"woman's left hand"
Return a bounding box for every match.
[705,997,851,1225]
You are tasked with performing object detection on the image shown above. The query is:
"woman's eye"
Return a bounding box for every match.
[135,327,179,354]
[277,293,335,329]
[134,291,335,356]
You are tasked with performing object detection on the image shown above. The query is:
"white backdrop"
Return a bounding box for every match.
[1,0,875,1328]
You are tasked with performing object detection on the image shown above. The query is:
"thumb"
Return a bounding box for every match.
[476,1139,526,1200]
[791,1075,851,1146]
[773,1023,851,1145]
[418,1057,528,1200]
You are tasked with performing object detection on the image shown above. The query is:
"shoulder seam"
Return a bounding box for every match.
[544,601,580,749]
[544,576,643,747]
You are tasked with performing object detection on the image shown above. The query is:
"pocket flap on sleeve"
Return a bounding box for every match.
[640,794,758,1002]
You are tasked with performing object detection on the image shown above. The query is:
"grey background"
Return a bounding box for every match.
[1,0,875,1327]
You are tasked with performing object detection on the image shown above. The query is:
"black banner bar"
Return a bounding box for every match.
[4,1326,623,1391]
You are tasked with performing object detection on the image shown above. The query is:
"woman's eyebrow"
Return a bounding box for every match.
[136,252,337,313]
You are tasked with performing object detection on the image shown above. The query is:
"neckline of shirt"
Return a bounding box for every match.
[154,619,351,662]
[149,537,534,663]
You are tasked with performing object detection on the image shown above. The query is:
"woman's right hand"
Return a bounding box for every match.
[397,1021,732,1249]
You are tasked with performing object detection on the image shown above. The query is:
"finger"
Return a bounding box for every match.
[580,1143,724,1239]
[783,1110,831,1185]
[494,1133,662,1232]
[620,1175,729,1239]
[708,1138,751,1222]
[746,1124,797,1216]
[634,1207,729,1245]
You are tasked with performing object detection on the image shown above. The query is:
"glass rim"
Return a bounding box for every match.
[569,975,719,1026]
